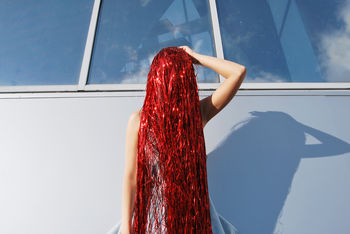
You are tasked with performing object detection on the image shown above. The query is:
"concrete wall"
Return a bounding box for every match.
[0,90,349,234]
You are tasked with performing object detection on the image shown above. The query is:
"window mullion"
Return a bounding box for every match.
[78,0,102,90]
[208,0,225,83]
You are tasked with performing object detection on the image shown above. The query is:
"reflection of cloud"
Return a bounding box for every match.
[94,69,108,83]
[147,52,157,65]
[319,1,350,81]
[124,46,138,61]
[140,0,151,7]
[173,27,181,38]
[120,68,148,84]
[120,53,156,84]
[110,43,119,49]
[193,39,203,52]
[249,71,285,82]
[233,31,255,45]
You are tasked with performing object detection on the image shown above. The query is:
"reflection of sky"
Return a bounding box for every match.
[1,0,348,86]
[217,0,350,82]
[88,0,217,84]
[318,0,350,82]
[0,0,93,86]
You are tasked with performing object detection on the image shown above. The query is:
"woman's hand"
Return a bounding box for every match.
[179,46,246,127]
[179,45,195,56]
[178,46,201,64]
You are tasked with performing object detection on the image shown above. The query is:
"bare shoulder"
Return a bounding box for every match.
[127,110,141,135]
[129,109,141,120]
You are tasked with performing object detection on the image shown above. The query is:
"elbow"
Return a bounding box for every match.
[239,65,247,81]
[237,65,247,83]
[123,170,137,187]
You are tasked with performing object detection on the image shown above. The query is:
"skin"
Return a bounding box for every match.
[121,46,246,234]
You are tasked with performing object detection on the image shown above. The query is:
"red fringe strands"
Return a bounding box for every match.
[132,47,213,234]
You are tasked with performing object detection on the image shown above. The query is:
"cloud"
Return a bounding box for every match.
[319,1,350,82]
[249,71,286,82]
[124,46,138,62]
[193,39,203,52]
[120,53,156,84]
[120,67,148,84]
[140,0,151,7]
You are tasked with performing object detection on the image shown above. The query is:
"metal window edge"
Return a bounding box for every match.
[0,83,349,99]
[78,0,102,90]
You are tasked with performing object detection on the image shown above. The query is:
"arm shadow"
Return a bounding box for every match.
[207,111,350,234]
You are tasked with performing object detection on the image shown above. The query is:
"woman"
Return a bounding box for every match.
[108,46,246,234]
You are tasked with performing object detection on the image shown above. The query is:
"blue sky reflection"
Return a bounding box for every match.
[0,0,93,85]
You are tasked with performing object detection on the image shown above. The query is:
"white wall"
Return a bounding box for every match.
[0,90,349,234]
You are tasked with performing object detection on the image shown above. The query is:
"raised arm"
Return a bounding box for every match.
[121,110,140,234]
[179,46,246,127]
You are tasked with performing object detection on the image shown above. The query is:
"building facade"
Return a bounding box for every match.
[0,0,349,233]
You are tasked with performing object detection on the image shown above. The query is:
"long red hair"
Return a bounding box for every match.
[132,47,212,233]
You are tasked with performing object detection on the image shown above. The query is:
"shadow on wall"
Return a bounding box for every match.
[207,111,350,234]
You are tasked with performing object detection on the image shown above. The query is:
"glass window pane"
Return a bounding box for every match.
[88,0,217,84]
[217,0,350,82]
[0,0,94,86]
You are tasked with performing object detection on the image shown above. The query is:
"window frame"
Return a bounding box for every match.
[0,0,349,94]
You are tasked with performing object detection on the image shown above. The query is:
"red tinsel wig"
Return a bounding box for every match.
[132,47,213,233]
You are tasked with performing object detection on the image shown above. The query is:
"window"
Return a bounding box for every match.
[216,0,350,83]
[0,0,349,93]
[0,0,94,86]
[87,0,217,84]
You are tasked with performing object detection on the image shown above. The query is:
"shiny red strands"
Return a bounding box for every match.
[132,47,213,233]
